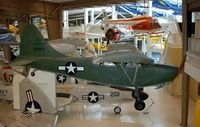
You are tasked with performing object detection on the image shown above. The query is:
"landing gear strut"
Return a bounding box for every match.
[132,89,149,101]
[114,106,121,114]
[133,87,146,111]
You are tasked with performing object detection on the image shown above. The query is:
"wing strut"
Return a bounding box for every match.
[119,63,141,86]
[119,63,133,85]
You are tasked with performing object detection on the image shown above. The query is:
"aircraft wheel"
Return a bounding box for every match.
[114,106,121,114]
[31,72,35,76]
[134,100,145,111]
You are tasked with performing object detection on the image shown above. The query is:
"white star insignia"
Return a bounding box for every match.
[58,75,66,82]
[89,93,98,102]
[66,63,76,73]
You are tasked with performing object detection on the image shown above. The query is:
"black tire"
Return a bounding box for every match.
[114,106,121,114]
[31,72,35,76]
[134,100,145,111]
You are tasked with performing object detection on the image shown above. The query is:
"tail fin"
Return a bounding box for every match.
[20,24,65,57]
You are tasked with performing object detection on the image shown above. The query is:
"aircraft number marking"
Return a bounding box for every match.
[0,89,8,96]
[110,92,120,97]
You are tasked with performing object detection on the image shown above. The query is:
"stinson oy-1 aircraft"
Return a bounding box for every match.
[13,24,178,111]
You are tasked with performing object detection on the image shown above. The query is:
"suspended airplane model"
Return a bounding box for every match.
[12,25,178,111]
[103,13,161,42]
[104,14,161,32]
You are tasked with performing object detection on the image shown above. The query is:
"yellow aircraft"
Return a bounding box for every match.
[8,25,19,34]
[90,42,108,51]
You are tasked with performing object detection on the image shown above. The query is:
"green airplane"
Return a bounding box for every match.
[13,24,178,111]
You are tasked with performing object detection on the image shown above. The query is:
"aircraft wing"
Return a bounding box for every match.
[105,43,140,53]
[93,43,154,64]
[93,50,153,64]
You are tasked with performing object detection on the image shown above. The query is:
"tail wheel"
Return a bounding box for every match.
[114,106,121,114]
[31,72,35,76]
[134,100,145,111]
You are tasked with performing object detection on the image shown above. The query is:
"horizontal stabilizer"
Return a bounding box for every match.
[11,57,37,66]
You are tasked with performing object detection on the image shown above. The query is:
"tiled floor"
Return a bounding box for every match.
[57,87,195,127]
[0,101,57,127]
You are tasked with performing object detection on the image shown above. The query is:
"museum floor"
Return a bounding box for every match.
[57,87,195,127]
[0,87,195,127]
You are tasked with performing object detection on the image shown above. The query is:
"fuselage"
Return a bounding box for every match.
[27,56,178,88]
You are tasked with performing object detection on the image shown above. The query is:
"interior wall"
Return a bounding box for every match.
[0,0,62,40]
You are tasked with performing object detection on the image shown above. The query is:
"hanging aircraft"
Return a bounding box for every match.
[103,12,161,33]
[12,24,178,111]
[103,13,161,42]
[106,15,161,32]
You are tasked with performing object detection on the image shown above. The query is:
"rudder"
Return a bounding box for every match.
[20,24,64,57]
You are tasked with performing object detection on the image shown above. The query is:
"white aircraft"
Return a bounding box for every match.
[56,78,135,114]
[55,72,150,114]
